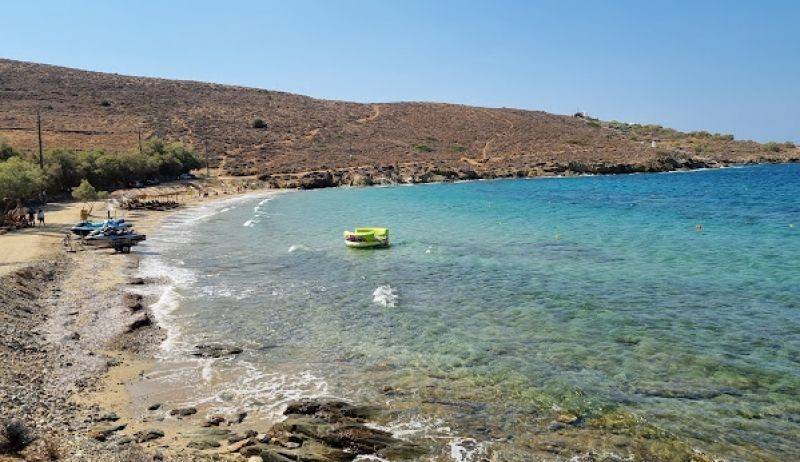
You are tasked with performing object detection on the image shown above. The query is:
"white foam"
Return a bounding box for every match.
[372,285,398,307]
[449,438,489,462]
[288,244,310,253]
[149,285,184,355]
[201,359,215,383]
[243,219,255,227]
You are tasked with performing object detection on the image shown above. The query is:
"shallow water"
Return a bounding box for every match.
[138,164,800,460]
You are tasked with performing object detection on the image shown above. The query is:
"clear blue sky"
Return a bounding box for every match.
[1,1,798,142]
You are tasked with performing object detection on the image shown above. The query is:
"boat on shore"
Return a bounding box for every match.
[343,227,390,248]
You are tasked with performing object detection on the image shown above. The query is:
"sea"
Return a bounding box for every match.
[134,163,799,461]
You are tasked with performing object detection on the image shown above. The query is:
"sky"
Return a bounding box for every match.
[1,1,798,142]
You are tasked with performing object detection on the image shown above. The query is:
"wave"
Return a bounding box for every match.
[288,244,310,253]
[372,285,398,307]
[159,363,329,421]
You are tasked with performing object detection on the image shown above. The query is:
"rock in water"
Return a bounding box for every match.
[191,343,244,358]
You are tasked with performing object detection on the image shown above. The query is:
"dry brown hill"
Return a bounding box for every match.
[1,58,796,187]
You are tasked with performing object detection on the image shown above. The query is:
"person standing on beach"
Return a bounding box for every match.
[37,209,45,226]
[27,207,35,227]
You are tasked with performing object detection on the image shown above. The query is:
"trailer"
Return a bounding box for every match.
[84,231,146,253]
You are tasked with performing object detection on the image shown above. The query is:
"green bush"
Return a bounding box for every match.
[412,144,433,153]
[0,137,18,161]
[764,142,781,152]
[71,179,108,203]
[0,157,43,206]
[0,138,202,207]
[43,149,81,194]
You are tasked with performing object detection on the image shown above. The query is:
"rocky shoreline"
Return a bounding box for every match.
[260,156,799,189]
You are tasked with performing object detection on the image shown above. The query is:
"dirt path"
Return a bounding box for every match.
[356,104,381,123]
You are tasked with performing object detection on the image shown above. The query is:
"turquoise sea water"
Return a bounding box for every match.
[141,164,799,460]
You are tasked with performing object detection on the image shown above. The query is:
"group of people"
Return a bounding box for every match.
[26,207,45,227]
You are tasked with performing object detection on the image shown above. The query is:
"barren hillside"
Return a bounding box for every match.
[0,58,796,187]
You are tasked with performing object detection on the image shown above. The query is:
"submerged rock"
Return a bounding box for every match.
[273,399,423,460]
[283,399,377,421]
[187,438,220,450]
[191,343,243,358]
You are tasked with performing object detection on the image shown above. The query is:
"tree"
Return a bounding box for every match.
[0,137,18,161]
[71,179,108,213]
[0,157,43,209]
[43,149,81,194]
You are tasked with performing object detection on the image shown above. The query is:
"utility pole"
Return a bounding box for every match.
[203,140,210,178]
[37,109,43,169]
[137,129,143,154]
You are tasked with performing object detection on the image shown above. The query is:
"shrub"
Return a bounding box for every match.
[0,157,43,207]
[0,137,18,161]
[0,138,200,205]
[783,141,796,149]
[71,179,108,203]
[764,142,781,152]
[0,419,34,453]
[99,100,111,107]
[43,149,81,195]
[450,146,467,153]
[693,143,707,155]
[411,144,433,153]
[251,118,267,129]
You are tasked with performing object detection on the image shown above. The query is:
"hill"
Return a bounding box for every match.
[0,58,796,188]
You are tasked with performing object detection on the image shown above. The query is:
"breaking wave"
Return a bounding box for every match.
[372,285,398,307]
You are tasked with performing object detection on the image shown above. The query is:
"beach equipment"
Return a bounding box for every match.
[343,227,390,248]
[69,218,131,236]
